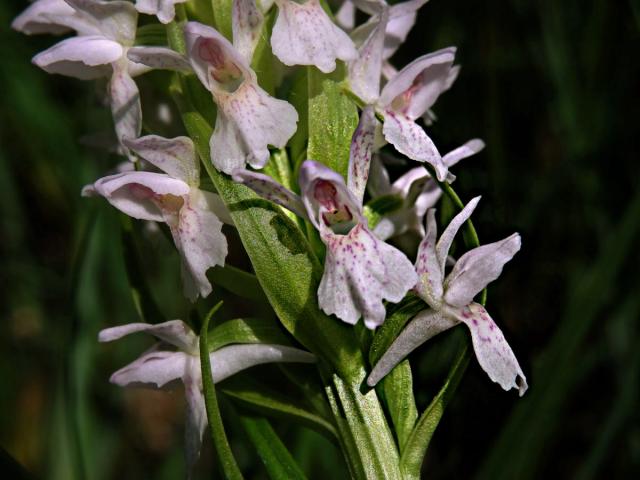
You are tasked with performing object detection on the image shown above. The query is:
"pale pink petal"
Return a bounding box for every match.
[382,110,447,181]
[378,47,456,117]
[232,169,307,219]
[383,0,428,60]
[183,356,207,471]
[110,350,188,387]
[65,0,138,45]
[367,308,455,386]
[32,35,121,80]
[444,233,521,307]
[455,303,527,396]
[213,83,298,173]
[319,223,417,329]
[367,155,392,197]
[173,189,228,301]
[272,0,358,73]
[98,319,198,352]
[90,171,190,222]
[348,8,388,103]
[123,135,199,184]
[202,191,234,226]
[233,0,265,62]
[127,46,192,72]
[109,61,142,147]
[209,344,316,382]
[11,0,98,35]
[435,196,480,273]
[335,0,356,30]
[135,0,187,24]
[414,209,444,307]
[443,138,485,167]
[347,106,377,204]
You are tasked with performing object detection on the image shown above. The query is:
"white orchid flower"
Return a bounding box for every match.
[271,0,358,73]
[17,0,188,151]
[184,21,299,174]
[368,197,528,395]
[369,139,485,240]
[99,319,315,470]
[348,9,459,181]
[83,135,231,301]
[233,107,417,329]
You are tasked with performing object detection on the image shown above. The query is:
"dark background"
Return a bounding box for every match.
[1,0,639,478]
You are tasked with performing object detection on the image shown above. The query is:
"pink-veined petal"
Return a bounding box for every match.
[110,60,142,147]
[367,308,455,386]
[382,110,447,181]
[348,106,377,204]
[435,195,480,273]
[127,46,192,72]
[272,0,358,73]
[443,138,485,167]
[110,349,188,388]
[455,303,527,396]
[124,135,199,184]
[233,0,265,63]
[232,169,308,219]
[444,233,521,307]
[32,35,121,80]
[172,189,228,301]
[318,223,417,329]
[183,356,207,472]
[65,0,138,45]
[88,171,190,221]
[98,319,198,352]
[348,7,388,103]
[213,83,298,173]
[135,0,187,24]
[209,344,316,382]
[414,209,444,307]
[378,47,456,116]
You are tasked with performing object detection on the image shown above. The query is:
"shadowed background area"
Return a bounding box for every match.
[1,0,639,478]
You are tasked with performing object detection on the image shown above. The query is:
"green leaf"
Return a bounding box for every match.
[250,10,278,95]
[379,360,418,453]
[208,317,293,351]
[134,23,167,46]
[363,194,405,230]
[400,344,470,479]
[211,0,233,40]
[222,376,338,440]
[174,92,364,381]
[369,295,426,366]
[307,75,359,180]
[209,264,269,302]
[199,302,244,480]
[239,416,307,480]
[287,69,310,169]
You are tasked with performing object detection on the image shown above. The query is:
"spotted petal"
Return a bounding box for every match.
[124,135,199,185]
[414,209,444,307]
[110,60,142,147]
[11,0,99,35]
[444,233,521,307]
[272,0,358,73]
[456,303,527,396]
[127,46,192,72]
[233,0,264,63]
[318,223,418,329]
[347,106,377,204]
[367,308,455,386]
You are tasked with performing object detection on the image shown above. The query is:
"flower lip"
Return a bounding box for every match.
[196,37,246,93]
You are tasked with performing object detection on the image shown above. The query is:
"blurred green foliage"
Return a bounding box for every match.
[1,0,639,479]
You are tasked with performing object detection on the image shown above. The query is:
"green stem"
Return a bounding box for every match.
[199,302,244,480]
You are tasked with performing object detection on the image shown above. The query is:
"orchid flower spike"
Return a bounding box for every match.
[135,0,187,24]
[369,139,485,241]
[271,0,358,73]
[368,198,528,395]
[82,135,231,301]
[17,0,189,152]
[348,10,459,181]
[184,21,298,174]
[99,320,315,471]
[234,107,417,329]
